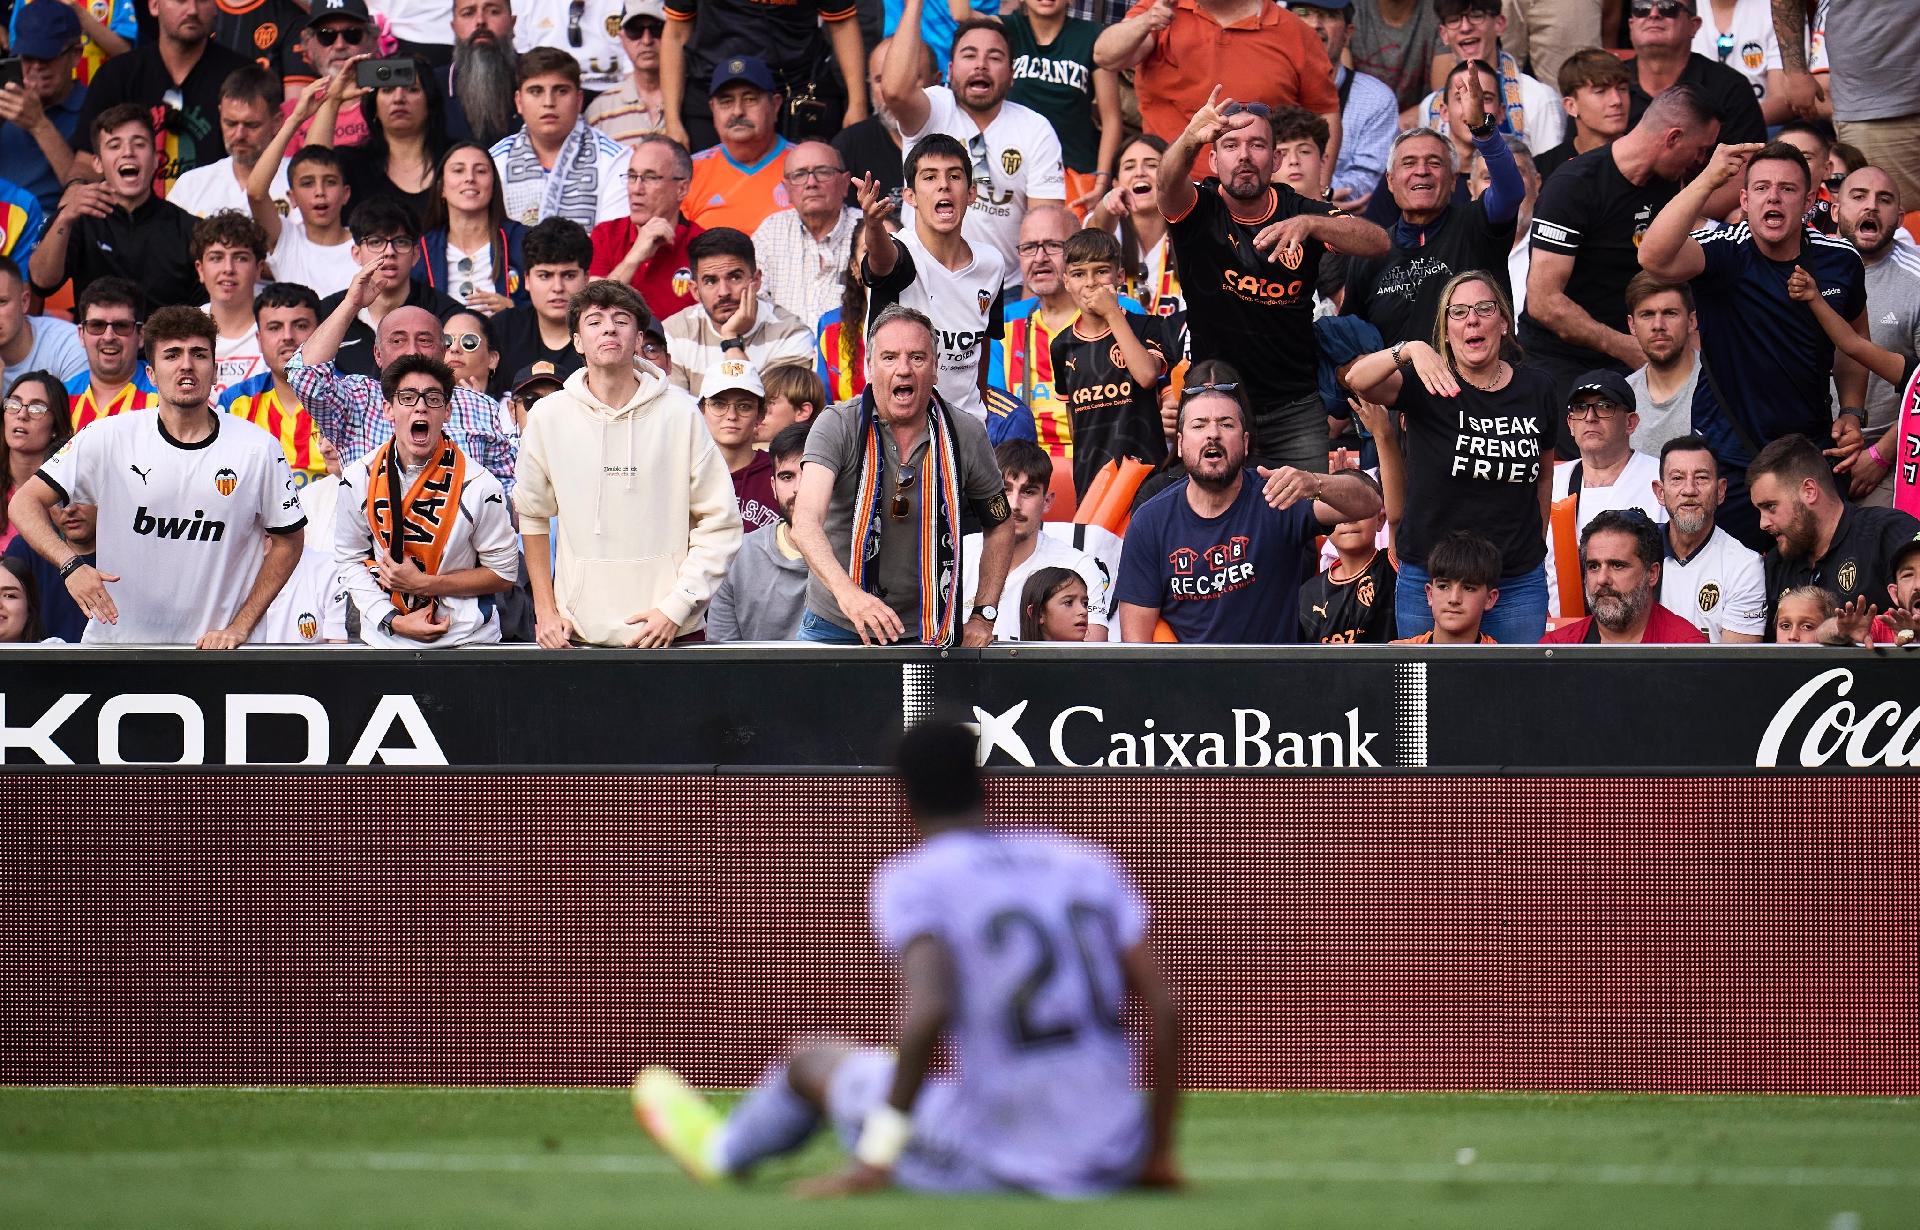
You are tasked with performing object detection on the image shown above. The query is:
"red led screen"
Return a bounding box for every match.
[2,774,1912,1092]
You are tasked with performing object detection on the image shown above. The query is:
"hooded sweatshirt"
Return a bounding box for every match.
[513,364,743,645]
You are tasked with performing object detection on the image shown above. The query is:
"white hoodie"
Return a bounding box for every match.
[514,363,743,645]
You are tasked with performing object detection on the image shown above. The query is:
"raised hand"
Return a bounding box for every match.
[1703,142,1767,191]
[1141,0,1175,34]
[1182,86,1252,147]
[1785,264,1819,303]
[1257,464,1324,511]
[1349,394,1393,440]
[856,172,892,226]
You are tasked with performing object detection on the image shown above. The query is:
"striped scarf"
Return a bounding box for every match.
[501,120,601,229]
[847,390,962,646]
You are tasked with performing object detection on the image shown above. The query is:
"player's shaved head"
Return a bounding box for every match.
[896,721,985,829]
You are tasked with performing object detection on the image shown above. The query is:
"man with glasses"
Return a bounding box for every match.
[1625,0,1765,149]
[992,205,1119,458]
[790,304,1014,646]
[0,1,85,214]
[1544,370,1666,618]
[590,135,704,319]
[1161,89,1388,473]
[1419,0,1562,155]
[588,0,670,147]
[290,258,516,497]
[305,202,462,380]
[333,354,518,648]
[77,0,251,186]
[752,143,858,328]
[31,105,201,313]
[63,279,158,431]
[283,0,378,148]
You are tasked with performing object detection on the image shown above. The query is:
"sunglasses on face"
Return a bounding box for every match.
[310,24,369,46]
[445,332,484,352]
[890,466,917,519]
[1566,401,1624,419]
[81,319,138,336]
[1630,1,1690,18]
[624,18,665,38]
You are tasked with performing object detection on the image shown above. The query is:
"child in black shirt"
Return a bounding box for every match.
[1052,228,1170,498]
[1298,473,1396,643]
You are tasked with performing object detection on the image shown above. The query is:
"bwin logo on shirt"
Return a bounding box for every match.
[133,506,227,542]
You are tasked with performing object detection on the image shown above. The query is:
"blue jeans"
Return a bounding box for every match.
[797,608,865,644]
[1394,560,1549,644]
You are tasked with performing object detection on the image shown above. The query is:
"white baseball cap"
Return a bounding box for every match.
[700,355,765,401]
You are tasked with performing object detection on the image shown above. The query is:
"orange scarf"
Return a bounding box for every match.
[362,437,467,612]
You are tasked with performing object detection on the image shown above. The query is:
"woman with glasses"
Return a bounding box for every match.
[442,311,502,399]
[1,371,72,553]
[306,54,450,231]
[414,142,528,315]
[1344,269,1557,642]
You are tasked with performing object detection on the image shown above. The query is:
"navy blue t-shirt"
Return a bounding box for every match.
[1114,470,1321,644]
[1691,223,1867,465]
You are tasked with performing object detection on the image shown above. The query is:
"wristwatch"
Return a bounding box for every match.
[1390,341,1408,367]
[719,337,747,353]
[379,610,398,636]
[976,605,998,622]
[1466,112,1498,140]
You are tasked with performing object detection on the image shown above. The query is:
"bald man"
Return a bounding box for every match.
[752,141,861,328]
[288,266,517,496]
[1835,165,1920,506]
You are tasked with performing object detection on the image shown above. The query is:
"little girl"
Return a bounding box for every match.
[1773,586,1835,644]
[1019,567,1091,642]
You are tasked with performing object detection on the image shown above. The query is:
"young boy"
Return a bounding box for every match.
[1392,530,1500,645]
[1299,478,1395,643]
[250,80,358,298]
[492,218,592,386]
[1051,228,1169,498]
[757,362,824,445]
[192,211,269,401]
[699,355,779,532]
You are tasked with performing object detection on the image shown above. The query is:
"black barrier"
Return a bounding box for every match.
[3,646,1918,770]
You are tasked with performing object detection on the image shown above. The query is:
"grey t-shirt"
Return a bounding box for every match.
[1628,357,1701,457]
[1823,0,1920,121]
[7,315,88,386]
[1861,250,1920,435]
[802,395,1005,633]
[1348,0,1441,111]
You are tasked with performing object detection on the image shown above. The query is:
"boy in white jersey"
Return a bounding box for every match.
[8,306,307,647]
[635,720,1180,1197]
[861,135,1008,425]
[334,356,518,647]
[1651,433,1766,643]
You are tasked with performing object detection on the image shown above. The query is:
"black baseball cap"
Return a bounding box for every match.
[303,0,373,31]
[1892,533,1920,574]
[1569,370,1635,410]
[511,361,565,399]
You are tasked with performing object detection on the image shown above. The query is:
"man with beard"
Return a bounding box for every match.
[660,0,865,150]
[1161,88,1388,473]
[1820,537,1920,646]
[706,419,812,641]
[1651,434,1765,643]
[886,0,1067,285]
[1624,273,1705,459]
[1541,509,1707,644]
[29,105,200,312]
[442,0,519,148]
[1749,433,1920,635]
[1115,374,1381,644]
[833,37,938,200]
[9,306,306,648]
[76,0,250,187]
[1833,167,1920,507]
[1639,140,1869,541]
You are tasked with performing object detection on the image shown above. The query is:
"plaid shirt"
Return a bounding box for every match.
[1068,0,1130,25]
[287,354,518,502]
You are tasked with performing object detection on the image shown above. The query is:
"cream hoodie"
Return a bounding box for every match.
[513,363,743,645]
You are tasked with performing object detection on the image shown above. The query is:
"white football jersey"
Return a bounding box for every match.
[1660,524,1767,642]
[869,229,1007,423]
[39,408,307,644]
[900,87,1067,276]
[257,474,349,644]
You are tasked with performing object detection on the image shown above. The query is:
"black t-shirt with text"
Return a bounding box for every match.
[1519,145,1681,372]
[1168,180,1340,407]
[1299,550,1398,643]
[1763,504,1920,636]
[1342,198,1517,347]
[1394,363,1557,575]
[1627,53,1767,146]
[76,41,252,183]
[1051,312,1171,497]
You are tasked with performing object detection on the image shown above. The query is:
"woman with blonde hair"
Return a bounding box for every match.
[1343,269,1558,641]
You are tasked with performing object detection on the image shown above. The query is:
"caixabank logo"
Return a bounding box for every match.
[968,700,1387,769]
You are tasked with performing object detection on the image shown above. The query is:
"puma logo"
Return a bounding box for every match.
[1312,602,1328,619]
[130,464,152,485]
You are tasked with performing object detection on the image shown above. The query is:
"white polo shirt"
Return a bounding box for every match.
[1660,523,1767,642]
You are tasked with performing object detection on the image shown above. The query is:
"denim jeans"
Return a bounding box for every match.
[796,609,866,644]
[1394,559,1549,644]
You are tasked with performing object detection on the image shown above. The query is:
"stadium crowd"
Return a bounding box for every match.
[1,0,1918,650]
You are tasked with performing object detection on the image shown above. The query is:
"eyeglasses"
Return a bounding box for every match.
[783,166,846,184]
[310,24,369,46]
[81,318,138,335]
[1181,380,1240,399]
[1566,401,1624,419]
[1445,299,1503,320]
[3,397,52,418]
[705,399,762,419]
[1015,239,1066,257]
[358,235,416,253]
[890,465,917,519]
[641,339,667,359]
[445,332,484,352]
[392,389,450,409]
[1714,31,1735,60]
[624,17,665,38]
[1630,0,1690,18]
[1439,9,1494,27]
[626,171,688,186]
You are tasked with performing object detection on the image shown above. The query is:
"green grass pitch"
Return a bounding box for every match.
[3,1087,1915,1229]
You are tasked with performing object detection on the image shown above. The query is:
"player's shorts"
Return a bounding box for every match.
[823,1049,1008,1195]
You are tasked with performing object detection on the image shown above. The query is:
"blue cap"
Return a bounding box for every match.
[709,55,777,96]
[1285,0,1353,11]
[12,1,82,59]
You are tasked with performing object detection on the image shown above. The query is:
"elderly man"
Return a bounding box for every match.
[1624,0,1764,146]
[660,0,866,152]
[489,47,632,232]
[885,0,1067,284]
[587,0,670,146]
[442,0,520,149]
[752,143,858,329]
[0,0,84,213]
[1652,434,1766,643]
[994,205,1098,457]
[289,260,517,499]
[1541,509,1708,644]
[789,304,1016,647]
[588,135,704,320]
[1545,370,1666,618]
[1833,166,1920,506]
[681,57,794,236]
